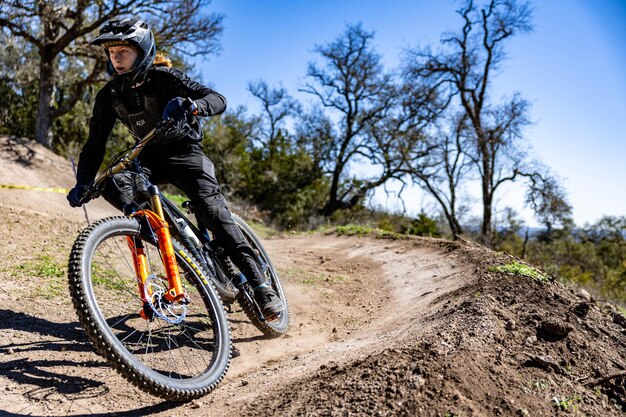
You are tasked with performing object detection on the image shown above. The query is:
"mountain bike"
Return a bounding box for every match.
[67,121,289,400]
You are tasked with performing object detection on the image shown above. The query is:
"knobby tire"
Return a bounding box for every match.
[232,214,290,338]
[68,216,231,400]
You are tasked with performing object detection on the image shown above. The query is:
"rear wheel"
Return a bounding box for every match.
[68,216,231,400]
[232,214,290,337]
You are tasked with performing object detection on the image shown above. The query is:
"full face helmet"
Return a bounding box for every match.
[91,17,156,86]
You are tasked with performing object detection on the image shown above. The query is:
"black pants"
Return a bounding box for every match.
[101,143,265,288]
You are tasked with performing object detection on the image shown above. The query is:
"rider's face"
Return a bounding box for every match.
[108,45,138,74]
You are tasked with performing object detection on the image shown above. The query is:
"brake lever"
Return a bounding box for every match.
[78,181,103,205]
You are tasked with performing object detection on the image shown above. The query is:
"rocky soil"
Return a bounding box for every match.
[0,135,624,416]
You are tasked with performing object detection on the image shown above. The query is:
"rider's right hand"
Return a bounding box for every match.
[67,184,89,207]
[163,97,197,122]
[163,97,188,122]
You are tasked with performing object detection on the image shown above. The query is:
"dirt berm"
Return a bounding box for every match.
[0,135,624,416]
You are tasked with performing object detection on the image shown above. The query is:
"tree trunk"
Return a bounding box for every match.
[481,191,493,245]
[322,162,343,216]
[450,217,463,238]
[478,131,493,245]
[35,55,54,148]
[322,187,340,217]
[522,227,529,259]
[448,192,463,237]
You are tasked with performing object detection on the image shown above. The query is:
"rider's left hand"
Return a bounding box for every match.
[67,184,88,207]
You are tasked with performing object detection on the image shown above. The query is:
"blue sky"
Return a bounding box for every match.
[197,0,626,227]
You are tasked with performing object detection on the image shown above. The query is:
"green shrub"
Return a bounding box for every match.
[489,261,549,283]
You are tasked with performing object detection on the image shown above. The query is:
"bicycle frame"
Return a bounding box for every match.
[87,125,188,314]
[81,122,275,321]
[157,196,241,302]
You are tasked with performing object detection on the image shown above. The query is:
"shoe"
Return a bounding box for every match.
[254,286,285,318]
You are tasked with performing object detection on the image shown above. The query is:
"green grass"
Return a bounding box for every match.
[552,395,581,412]
[91,265,129,292]
[34,276,65,298]
[301,273,346,286]
[282,266,346,287]
[335,224,377,236]
[301,275,318,286]
[335,224,400,239]
[162,191,187,209]
[489,261,549,283]
[15,255,67,299]
[522,378,550,395]
[245,219,279,239]
[17,255,65,278]
[15,255,66,298]
[34,277,65,299]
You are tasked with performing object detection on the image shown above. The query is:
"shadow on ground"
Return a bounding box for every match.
[0,309,183,417]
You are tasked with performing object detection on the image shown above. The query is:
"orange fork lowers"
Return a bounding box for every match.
[130,209,185,304]
[126,236,152,320]
[127,236,149,298]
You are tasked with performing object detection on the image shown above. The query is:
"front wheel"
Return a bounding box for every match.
[232,214,290,337]
[68,216,231,400]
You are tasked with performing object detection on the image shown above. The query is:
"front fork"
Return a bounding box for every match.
[127,186,186,319]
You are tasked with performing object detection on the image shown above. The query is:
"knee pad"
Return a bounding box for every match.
[101,177,130,211]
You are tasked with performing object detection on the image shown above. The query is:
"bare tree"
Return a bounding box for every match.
[295,107,336,173]
[405,112,474,237]
[403,0,534,244]
[248,80,301,164]
[301,23,405,216]
[521,167,573,233]
[0,0,223,148]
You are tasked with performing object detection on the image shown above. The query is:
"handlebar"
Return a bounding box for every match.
[78,119,175,205]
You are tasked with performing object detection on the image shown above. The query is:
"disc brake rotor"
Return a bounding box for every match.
[144,274,187,324]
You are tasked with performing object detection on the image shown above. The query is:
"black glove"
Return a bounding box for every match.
[67,184,88,207]
[163,97,198,122]
[163,97,197,121]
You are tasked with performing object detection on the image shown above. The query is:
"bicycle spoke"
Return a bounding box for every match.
[70,217,230,398]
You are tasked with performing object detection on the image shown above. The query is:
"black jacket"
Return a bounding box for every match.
[76,66,226,185]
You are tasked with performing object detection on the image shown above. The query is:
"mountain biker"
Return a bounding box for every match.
[66,17,285,317]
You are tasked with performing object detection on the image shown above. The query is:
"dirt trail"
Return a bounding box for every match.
[1,135,624,417]
[0,209,465,416]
